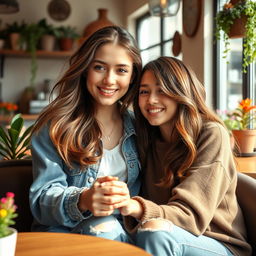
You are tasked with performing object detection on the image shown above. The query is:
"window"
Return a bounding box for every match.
[136,7,182,65]
[215,0,255,112]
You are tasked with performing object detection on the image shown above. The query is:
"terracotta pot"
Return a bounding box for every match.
[228,15,247,38]
[83,9,115,40]
[9,33,21,50]
[41,35,56,51]
[232,129,256,154]
[59,38,73,51]
[230,0,244,5]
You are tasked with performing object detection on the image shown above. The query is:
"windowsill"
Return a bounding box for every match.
[235,156,256,178]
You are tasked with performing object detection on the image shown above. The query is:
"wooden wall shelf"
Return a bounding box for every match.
[0,49,73,78]
[0,49,73,58]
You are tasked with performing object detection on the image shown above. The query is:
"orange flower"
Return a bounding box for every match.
[223,3,233,9]
[0,102,18,114]
[239,98,256,113]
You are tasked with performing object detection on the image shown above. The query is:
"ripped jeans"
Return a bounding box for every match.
[71,215,131,243]
[135,219,234,256]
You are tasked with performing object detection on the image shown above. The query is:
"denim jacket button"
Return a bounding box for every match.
[88,177,94,183]
[129,162,134,168]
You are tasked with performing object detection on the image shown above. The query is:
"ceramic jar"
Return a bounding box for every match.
[83,9,115,40]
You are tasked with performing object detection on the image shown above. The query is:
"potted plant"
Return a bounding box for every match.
[0,102,18,125]
[0,192,18,256]
[215,0,256,72]
[219,98,256,154]
[0,114,33,160]
[57,25,80,51]
[37,18,60,51]
[5,21,26,50]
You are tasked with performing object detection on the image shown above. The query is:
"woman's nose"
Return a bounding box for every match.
[148,93,159,104]
[103,71,116,85]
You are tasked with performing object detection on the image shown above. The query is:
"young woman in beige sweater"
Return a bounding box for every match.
[109,57,251,255]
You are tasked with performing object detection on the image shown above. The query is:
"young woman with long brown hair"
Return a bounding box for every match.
[111,57,251,255]
[29,26,142,242]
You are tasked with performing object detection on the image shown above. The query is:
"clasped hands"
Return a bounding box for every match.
[78,176,142,219]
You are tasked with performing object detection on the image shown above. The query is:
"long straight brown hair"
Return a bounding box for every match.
[33,26,142,169]
[134,57,225,186]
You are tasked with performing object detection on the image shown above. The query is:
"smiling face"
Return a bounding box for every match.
[86,43,133,110]
[139,70,178,136]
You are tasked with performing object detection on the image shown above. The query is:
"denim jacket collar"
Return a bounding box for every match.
[123,110,136,137]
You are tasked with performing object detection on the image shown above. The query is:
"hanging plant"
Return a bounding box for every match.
[215,0,256,72]
[20,23,44,87]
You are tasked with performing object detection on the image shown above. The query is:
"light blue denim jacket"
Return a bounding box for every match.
[29,110,140,232]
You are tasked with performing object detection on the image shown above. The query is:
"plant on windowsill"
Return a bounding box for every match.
[0,114,33,160]
[215,0,256,72]
[218,98,256,154]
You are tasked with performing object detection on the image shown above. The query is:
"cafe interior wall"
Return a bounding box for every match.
[0,0,214,109]
[0,0,125,103]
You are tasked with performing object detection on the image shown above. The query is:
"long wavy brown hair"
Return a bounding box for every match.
[133,57,225,186]
[33,26,142,168]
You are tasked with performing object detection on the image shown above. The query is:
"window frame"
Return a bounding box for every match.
[214,0,255,110]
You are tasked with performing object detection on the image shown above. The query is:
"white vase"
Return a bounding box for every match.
[0,228,17,256]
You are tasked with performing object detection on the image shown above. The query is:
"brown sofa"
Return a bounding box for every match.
[0,160,255,254]
[0,159,33,232]
[236,172,256,255]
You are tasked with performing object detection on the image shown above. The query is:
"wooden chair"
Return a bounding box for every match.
[236,172,256,255]
[0,159,33,232]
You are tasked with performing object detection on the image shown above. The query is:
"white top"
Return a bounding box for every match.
[98,141,127,182]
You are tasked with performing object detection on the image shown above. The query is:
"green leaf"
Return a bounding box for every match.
[0,126,11,148]
[11,116,23,134]
[8,128,19,149]
[16,124,33,148]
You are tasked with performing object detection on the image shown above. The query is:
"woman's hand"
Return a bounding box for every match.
[78,176,130,216]
[116,199,143,220]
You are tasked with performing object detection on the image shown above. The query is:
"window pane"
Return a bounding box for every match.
[163,41,172,56]
[141,46,161,65]
[163,5,182,41]
[218,38,243,111]
[138,16,160,49]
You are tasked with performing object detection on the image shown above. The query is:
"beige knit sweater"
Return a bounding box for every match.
[124,122,251,256]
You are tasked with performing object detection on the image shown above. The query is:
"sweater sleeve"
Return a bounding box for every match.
[124,123,236,235]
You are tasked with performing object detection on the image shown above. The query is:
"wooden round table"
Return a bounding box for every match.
[15,232,151,256]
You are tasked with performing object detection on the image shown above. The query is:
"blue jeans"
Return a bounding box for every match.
[135,224,234,256]
[71,215,131,243]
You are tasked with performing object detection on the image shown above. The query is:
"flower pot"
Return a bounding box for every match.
[0,228,17,256]
[0,113,14,125]
[59,38,73,51]
[228,15,247,38]
[232,129,256,154]
[41,35,56,51]
[9,33,21,50]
